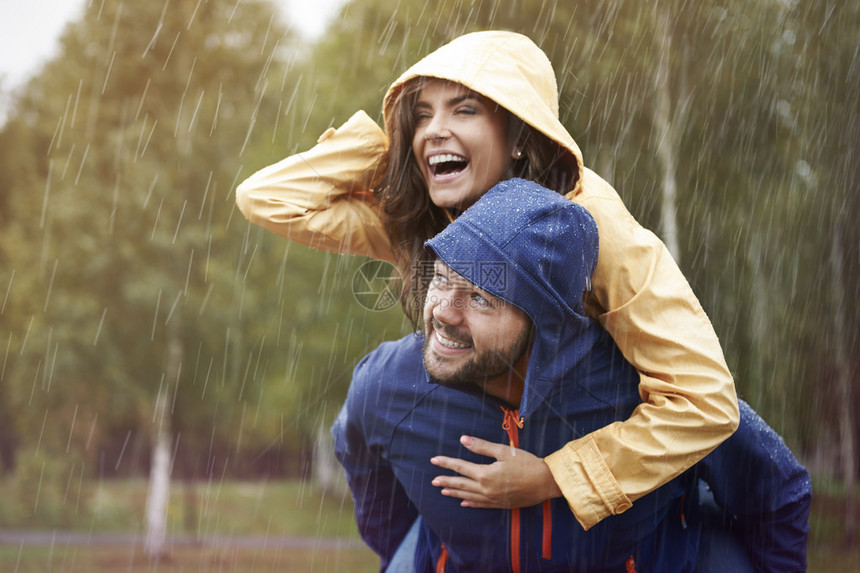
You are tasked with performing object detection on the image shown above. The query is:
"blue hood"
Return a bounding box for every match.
[425,178,602,417]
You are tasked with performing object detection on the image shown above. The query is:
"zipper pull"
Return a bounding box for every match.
[500,407,523,449]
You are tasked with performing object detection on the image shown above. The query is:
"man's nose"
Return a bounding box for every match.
[431,290,464,325]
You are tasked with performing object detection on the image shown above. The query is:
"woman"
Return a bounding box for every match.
[236,30,739,531]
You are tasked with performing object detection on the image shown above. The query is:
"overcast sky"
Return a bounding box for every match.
[0,0,343,93]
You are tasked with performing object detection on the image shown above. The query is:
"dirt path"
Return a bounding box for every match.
[0,530,364,549]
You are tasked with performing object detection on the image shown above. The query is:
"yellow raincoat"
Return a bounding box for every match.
[236,31,739,530]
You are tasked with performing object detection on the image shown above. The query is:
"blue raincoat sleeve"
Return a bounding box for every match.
[332,355,419,570]
[697,399,811,572]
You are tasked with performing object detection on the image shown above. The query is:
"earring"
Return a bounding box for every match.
[514,148,523,159]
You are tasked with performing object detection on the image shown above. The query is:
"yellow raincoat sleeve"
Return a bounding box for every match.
[235,111,395,262]
[544,168,739,530]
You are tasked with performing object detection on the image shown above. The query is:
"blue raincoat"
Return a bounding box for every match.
[333,179,809,572]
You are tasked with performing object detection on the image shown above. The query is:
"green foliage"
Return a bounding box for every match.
[0,0,856,492]
[1,0,308,479]
[1,452,91,528]
[0,0,411,482]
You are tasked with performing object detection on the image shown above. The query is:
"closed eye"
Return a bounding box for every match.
[413,110,432,123]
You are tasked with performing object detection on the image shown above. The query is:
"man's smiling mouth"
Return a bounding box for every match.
[435,330,471,349]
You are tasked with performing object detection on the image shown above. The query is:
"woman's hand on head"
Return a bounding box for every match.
[430,435,562,509]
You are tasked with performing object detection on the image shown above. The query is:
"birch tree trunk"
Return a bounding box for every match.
[654,11,682,263]
[314,421,336,493]
[145,333,181,559]
[145,389,171,558]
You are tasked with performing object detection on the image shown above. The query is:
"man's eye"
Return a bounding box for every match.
[472,293,491,308]
[431,273,448,287]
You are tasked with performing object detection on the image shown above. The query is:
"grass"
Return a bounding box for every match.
[806,478,860,573]
[0,476,380,572]
[0,475,857,572]
[84,478,362,539]
[0,475,363,539]
[0,543,378,573]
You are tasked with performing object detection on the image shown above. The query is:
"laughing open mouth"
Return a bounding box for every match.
[428,153,469,176]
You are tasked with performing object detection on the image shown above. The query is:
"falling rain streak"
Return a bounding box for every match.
[1,270,13,314]
[93,307,108,345]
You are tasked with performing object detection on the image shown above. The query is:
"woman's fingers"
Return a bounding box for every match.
[430,435,562,508]
[431,455,482,479]
[458,435,513,460]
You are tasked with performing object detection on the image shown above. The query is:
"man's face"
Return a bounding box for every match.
[411,79,513,210]
[422,260,532,391]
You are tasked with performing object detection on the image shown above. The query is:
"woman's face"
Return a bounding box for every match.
[411,79,513,210]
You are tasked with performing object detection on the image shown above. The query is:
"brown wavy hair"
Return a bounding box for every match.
[376,77,580,327]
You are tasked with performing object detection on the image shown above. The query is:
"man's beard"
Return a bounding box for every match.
[423,318,532,387]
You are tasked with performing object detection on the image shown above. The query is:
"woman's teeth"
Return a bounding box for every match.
[428,153,467,165]
[428,154,468,176]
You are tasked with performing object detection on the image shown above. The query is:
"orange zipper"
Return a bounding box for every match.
[436,543,448,572]
[625,555,638,572]
[542,499,552,560]
[501,407,524,573]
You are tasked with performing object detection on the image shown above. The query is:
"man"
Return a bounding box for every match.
[333,178,810,572]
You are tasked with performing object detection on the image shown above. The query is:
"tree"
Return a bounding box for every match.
[783,0,860,542]
[0,0,301,555]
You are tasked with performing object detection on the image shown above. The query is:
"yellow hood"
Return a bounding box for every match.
[382,30,584,195]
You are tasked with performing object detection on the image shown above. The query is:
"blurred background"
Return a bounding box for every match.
[0,0,856,570]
